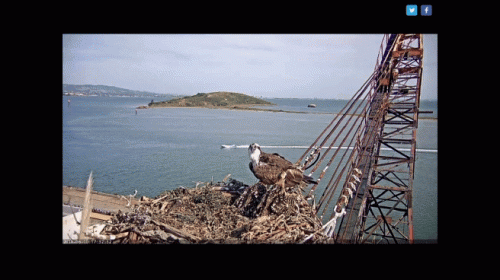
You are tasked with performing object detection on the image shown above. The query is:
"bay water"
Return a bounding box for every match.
[62,96,437,242]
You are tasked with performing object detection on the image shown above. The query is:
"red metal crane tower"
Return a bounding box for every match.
[298,34,425,244]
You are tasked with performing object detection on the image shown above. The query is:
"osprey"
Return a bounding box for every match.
[248,143,317,187]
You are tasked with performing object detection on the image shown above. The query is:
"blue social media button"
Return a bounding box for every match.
[406,4,418,16]
[421,5,432,16]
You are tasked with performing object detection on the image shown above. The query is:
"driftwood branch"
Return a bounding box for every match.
[79,171,93,240]
[151,193,169,205]
[151,220,200,242]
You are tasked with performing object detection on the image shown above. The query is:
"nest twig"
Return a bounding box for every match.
[84,177,331,244]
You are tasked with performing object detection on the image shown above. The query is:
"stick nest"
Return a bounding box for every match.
[95,178,331,244]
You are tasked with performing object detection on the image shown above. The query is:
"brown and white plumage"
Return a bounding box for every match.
[248,143,317,186]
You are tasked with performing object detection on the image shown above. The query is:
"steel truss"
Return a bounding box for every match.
[297,34,424,244]
[342,34,423,244]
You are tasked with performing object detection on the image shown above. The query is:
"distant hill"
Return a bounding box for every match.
[148,91,275,108]
[63,84,176,97]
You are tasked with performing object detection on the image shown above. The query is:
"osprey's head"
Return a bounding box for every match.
[248,143,261,165]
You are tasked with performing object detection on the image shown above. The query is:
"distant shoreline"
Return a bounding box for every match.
[141,104,437,119]
[145,104,316,114]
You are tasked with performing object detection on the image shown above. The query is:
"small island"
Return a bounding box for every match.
[145,91,275,110]
[140,91,330,114]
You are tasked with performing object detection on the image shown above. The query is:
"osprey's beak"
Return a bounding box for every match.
[249,143,257,152]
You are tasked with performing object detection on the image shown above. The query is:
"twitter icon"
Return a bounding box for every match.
[406,5,418,16]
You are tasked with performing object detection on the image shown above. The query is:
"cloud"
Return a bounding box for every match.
[63,34,436,99]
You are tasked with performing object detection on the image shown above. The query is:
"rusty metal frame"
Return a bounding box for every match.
[353,34,423,244]
[296,34,424,244]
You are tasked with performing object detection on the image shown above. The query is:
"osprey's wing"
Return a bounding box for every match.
[281,168,303,188]
[249,161,255,175]
[252,163,285,185]
[260,152,293,168]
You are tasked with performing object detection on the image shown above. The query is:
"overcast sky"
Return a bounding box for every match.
[63,34,437,99]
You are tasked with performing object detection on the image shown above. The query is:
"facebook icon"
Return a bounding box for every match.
[421,5,432,16]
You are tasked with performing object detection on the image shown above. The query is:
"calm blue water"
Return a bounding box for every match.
[253,98,438,119]
[62,96,437,241]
